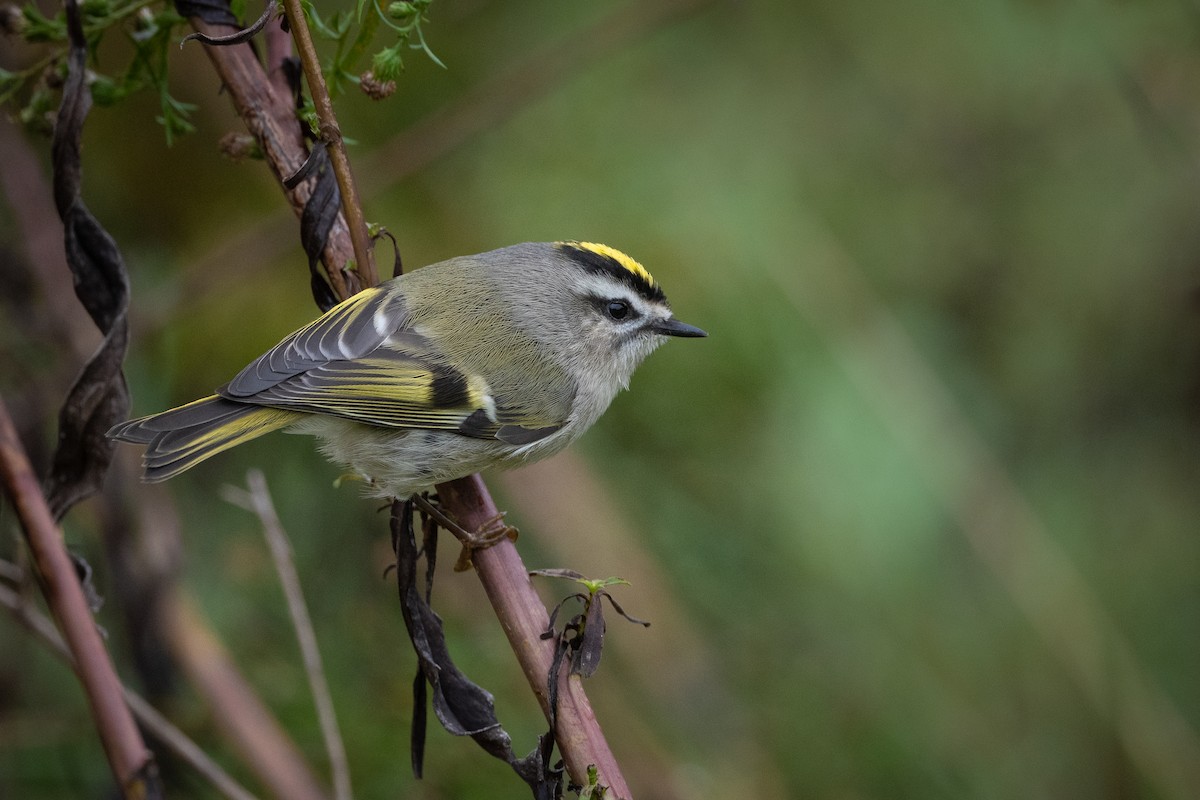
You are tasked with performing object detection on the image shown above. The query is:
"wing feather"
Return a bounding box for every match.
[226,286,405,397]
[217,284,567,444]
[232,351,495,431]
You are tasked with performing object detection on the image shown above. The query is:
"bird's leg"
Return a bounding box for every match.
[409,493,518,571]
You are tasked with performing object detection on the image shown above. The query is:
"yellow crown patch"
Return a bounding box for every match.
[555,241,666,303]
[572,242,657,287]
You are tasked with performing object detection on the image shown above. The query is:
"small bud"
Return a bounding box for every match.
[42,62,63,90]
[386,1,415,19]
[89,73,120,106]
[218,132,258,161]
[359,70,396,100]
[18,89,54,136]
[371,45,404,82]
[0,4,27,35]
[131,5,159,40]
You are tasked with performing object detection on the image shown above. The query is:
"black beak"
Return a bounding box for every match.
[652,317,708,338]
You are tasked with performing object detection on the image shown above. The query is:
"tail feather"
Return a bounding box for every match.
[109,396,301,482]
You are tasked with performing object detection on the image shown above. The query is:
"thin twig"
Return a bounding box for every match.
[222,470,353,800]
[184,16,354,300]
[0,557,24,585]
[277,0,377,291]
[0,396,156,798]
[164,590,330,800]
[0,584,260,800]
[122,693,255,800]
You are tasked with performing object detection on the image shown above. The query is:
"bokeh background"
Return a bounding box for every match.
[4,0,1200,797]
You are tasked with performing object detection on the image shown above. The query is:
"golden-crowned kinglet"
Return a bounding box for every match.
[110,241,706,497]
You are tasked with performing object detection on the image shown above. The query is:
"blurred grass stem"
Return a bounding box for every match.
[0,582,259,800]
[164,590,331,800]
[222,470,353,800]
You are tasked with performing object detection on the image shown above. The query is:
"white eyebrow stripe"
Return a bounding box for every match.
[576,274,650,306]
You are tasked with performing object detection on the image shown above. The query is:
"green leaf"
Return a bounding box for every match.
[89,73,124,106]
[300,0,345,39]
[157,91,197,146]
[18,85,55,134]
[21,4,67,42]
[410,20,444,69]
[80,0,112,21]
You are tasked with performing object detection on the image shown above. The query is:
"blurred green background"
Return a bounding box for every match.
[4,0,1200,797]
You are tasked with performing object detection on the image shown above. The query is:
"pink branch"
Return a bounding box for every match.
[0,397,156,797]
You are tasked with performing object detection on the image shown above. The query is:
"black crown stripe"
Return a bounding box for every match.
[556,242,666,304]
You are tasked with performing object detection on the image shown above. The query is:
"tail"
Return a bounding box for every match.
[108,396,302,482]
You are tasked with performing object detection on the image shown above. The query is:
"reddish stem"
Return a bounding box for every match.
[0,397,156,797]
[437,475,631,797]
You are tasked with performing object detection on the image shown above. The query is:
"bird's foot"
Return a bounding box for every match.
[452,512,518,571]
[410,494,519,571]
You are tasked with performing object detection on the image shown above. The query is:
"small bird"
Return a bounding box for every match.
[110,242,706,498]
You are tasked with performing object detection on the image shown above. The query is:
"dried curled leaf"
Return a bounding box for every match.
[42,0,131,521]
[391,500,558,796]
[179,0,278,48]
[533,570,650,679]
[296,144,341,310]
[171,0,238,27]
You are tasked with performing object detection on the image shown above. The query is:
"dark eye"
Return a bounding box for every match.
[606,300,630,320]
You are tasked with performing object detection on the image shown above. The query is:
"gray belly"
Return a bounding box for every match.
[288,416,578,498]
